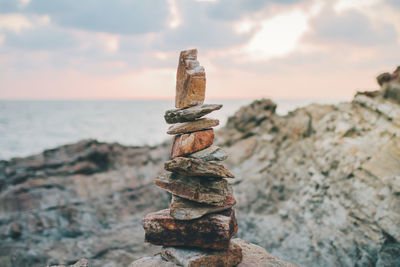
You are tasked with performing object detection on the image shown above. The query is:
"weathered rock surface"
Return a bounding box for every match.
[379,66,400,104]
[154,173,233,205]
[165,157,234,178]
[130,254,176,267]
[50,258,89,267]
[142,209,238,250]
[0,139,170,267]
[130,239,296,267]
[234,239,297,267]
[170,195,236,220]
[167,118,219,135]
[164,104,222,124]
[188,145,228,161]
[170,129,214,158]
[161,240,242,267]
[175,49,206,108]
[2,69,400,266]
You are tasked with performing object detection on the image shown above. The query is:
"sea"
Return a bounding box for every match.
[0,98,346,160]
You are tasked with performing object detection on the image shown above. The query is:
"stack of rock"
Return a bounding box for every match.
[140,49,242,266]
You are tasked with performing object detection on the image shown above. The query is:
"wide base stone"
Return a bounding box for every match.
[142,208,238,250]
[161,240,242,267]
[170,195,236,220]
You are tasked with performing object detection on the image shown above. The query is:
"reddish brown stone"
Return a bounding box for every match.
[170,129,214,158]
[175,49,206,109]
[143,209,238,250]
[165,157,234,178]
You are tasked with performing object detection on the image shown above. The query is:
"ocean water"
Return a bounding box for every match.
[0,98,345,160]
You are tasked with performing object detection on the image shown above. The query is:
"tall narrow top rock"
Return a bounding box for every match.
[175,49,206,108]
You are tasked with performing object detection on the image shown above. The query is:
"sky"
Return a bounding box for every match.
[0,0,399,100]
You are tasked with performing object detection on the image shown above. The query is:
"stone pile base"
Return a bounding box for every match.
[131,239,298,267]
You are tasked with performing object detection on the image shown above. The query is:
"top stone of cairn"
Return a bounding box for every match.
[175,49,206,108]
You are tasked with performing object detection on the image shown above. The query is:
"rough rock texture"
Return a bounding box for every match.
[130,254,176,267]
[154,173,233,205]
[170,195,236,220]
[170,129,214,158]
[379,66,400,104]
[165,157,234,178]
[0,139,171,267]
[189,145,228,161]
[164,104,222,124]
[234,239,297,267]
[167,118,219,135]
[2,74,400,266]
[130,239,296,267]
[142,209,238,250]
[50,258,89,267]
[175,49,206,108]
[216,93,400,266]
[161,240,242,267]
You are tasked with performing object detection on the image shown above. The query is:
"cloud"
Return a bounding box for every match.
[204,0,302,21]
[0,14,32,32]
[305,6,398,46]
[24,0,170,35]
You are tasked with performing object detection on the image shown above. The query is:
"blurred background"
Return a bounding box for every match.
[0,0,399,159]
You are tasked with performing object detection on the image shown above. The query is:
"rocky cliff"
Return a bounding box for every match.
[1,68,400,266]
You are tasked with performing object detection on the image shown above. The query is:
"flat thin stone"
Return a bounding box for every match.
[161,240,242,267]
[154,173,233,205]
[143,208,238,250]
[164,104,223,124]
[167,118,219,135]
[170,195,236,220]
[189,145,228,161]
[165,157,234,178]
[175,49,206,109]
[170,129,214,158]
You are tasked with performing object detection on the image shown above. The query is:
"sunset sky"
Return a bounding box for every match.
[0,0,399,100]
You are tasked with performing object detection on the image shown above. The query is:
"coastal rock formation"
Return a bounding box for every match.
[1,67,400,266]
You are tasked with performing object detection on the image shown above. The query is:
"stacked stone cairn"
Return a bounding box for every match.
[141,49,243,266]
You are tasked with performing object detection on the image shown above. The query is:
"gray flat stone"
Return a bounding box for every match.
[167,118,219,135]
[189,145,228,161]
[154,173,233,205]
[170,195,236,220]
[161,240,242,267]
[164,157,234,178]
[164,104,223,124]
